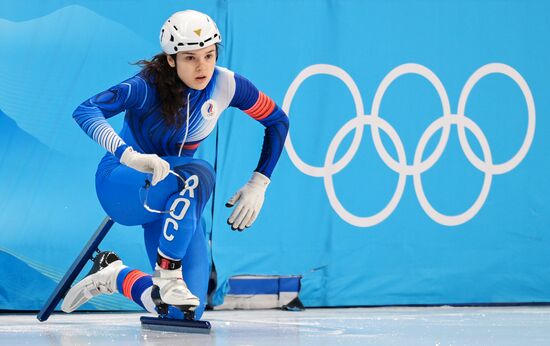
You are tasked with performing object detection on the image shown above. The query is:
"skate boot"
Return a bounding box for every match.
[61,251,126,313]
[151,253,199,318]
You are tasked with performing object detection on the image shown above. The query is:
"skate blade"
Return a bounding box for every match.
[140,316,211,334]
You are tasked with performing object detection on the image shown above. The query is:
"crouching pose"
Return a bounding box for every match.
[62,10,289,320]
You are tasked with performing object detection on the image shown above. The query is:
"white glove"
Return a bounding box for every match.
[226,172,270,231]
[120,147,170,186]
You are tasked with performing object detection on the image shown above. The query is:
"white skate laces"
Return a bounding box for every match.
[152,253,199,309]
[61,252,126,313]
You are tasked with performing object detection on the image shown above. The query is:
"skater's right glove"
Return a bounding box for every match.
[120,147,170,186]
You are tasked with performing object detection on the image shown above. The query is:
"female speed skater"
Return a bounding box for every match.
[61,10,289,320]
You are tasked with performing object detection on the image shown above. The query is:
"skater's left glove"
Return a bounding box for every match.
[226,172,270,231]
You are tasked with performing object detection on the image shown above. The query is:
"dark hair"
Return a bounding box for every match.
[135,45,219,128]
[135,53,187,127]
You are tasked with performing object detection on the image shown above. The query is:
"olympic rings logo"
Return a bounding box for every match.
[282,63,536,227]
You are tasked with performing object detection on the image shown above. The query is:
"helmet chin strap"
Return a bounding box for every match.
[178,92,190,157]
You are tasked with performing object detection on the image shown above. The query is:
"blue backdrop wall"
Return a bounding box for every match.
[0,0,549,310]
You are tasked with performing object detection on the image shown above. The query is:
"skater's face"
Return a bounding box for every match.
[166,45,217,90]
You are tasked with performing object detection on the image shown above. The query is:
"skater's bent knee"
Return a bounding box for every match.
[173,161,215,196]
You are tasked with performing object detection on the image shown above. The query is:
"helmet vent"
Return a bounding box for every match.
[160,11,221,54]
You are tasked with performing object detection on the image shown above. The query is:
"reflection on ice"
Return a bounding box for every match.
[1,306,550,345]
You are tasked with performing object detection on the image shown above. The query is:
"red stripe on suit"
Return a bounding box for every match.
[244,92,275,121]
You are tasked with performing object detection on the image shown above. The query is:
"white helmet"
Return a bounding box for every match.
[160,10,222,54]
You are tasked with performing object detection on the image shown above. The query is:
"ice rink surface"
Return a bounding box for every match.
[1,306,550,345]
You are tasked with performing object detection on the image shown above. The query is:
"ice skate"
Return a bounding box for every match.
[151,255,199,315]
[61,251,125,313]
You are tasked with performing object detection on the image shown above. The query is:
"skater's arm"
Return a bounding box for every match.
[229,73,289,179]
[72,75,151,158]
[225,72,289,230]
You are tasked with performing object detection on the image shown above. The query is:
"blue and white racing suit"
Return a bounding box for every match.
[73,66,289,318]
